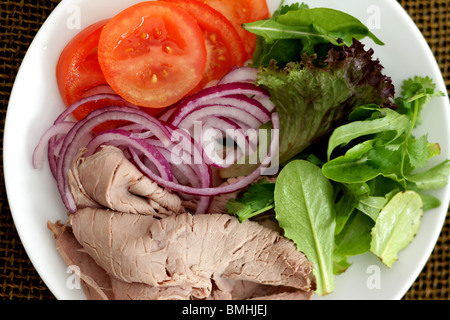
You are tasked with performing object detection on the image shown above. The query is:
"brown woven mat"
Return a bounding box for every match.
[1,0,449,300]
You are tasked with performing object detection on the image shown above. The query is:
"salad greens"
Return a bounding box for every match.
[274,160,336,296]
[226,178,275,223]
[244,1,383,57]
[226,1,449,296]
[219,3,394,177]
[370,191,423,268]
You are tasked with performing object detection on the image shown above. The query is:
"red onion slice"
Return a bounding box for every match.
[32,121,75,169]
[54,93,138,124]
[199,117,257,169]
[48,135,65,180]
[56,106,173,213]
[175,104,264,130]
[84,129,174,182]
[169,82,271,124]
[157,104,177,122]
[218,66,258,85]
[130,112,280,198]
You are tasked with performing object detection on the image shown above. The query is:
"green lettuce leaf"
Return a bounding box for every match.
[219,41,395,178]
[260,41,395,165]
[274,160,336,296]
[323,76,447,191]
[370,191,423,268]
[244,3,383,60]
[226,179,275,222]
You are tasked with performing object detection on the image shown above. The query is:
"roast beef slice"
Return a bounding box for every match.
[68,146,184,217]
[47,220,113,300]
[70,208,316,299]
[48,221,201,300]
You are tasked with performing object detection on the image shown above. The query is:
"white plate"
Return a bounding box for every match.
[4,0,450,300]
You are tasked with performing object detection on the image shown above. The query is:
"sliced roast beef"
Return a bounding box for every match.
[48,220,199,300]
[181,176,244,214]
[209,276,313,300]
[47,220,114,300]
[110,280,195,300]
[68,146,184,217]
[70,208,316,299]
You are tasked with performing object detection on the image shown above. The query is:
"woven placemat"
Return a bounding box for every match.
[1,0,449,300]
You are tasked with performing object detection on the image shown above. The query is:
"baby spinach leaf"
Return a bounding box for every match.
[333,252,352,275]
[334,185,357,235]
[370,191,423,268]
[327,106,410,160]
[276,8,384,47]
[275,160,336,296]
[252,38,303,68]
[335,210,375,256]
[419,193,441,211]
[406,160,450,190]
[354,194,387,221]
[322,140,381,183]
[244,6,383,56]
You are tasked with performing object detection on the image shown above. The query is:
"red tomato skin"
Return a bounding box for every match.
[57,18,166,133]
[98,1,207,109]
[56,19,110,107]
[162,0,246,93]
[197,0,271,60]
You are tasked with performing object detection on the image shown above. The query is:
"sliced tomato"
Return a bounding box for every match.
[56,19,110,108]
[197,0,271,60]
[98,1,207,109]
[163,0,246,93]
[56,20,164,132]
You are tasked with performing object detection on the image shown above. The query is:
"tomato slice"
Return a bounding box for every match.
[56,19,163,132]
[98,2,207,109]
[197,0,271,60]
[163,0,246,93]
[56,19,110,108]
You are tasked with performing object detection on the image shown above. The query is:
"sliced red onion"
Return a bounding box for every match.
[56,106,173,213]
[54,93,138,124]
[169,82,271,124]
[218,66,258,85]
[255,95,277,113]
[84,129,174,182]
[202,94,271,119]
[173,95,271,128]
[157,105,177,122]
[32,121,75,169]
[163,123,213,214]
[202,116,257,154]
[175,104,264,131]
[199,117,258,169]
[48,135,65,180]
[154,146,201,188]
[130,112,280,198]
